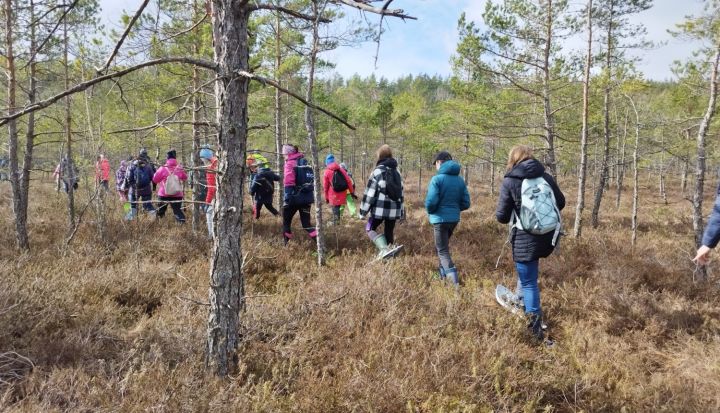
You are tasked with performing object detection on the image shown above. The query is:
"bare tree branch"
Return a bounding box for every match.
[97,0,151,75]
[250,3,332,23]
[236,70,355,130]
[331,0,416,20]
[0,57,217,127]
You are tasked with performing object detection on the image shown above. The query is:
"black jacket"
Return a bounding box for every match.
[250,167,281,202]
[495,159,566,262]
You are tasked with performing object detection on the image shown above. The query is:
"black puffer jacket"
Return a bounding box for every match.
[495,159,566,262]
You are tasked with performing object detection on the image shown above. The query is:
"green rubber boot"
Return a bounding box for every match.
[372,234,389,260]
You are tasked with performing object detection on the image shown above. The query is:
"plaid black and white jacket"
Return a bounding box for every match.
[360,157,405,220]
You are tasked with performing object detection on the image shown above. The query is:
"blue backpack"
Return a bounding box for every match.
[289,158,314,205]
[134,162,153,188]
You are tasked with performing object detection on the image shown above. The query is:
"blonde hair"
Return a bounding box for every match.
[506,145,534,171]
[376,144,393,161]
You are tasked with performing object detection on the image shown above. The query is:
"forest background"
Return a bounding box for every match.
[3,0,720,410]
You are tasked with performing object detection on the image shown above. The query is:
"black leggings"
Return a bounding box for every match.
[255,200,279,218]
[282,204,314,238]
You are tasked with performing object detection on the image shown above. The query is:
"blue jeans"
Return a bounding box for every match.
[515,260,540,315]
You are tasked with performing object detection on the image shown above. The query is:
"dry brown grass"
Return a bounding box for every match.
[1,176,719,412]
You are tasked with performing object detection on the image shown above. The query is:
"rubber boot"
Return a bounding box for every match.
[446,267,459,290]
[372,234,390,260]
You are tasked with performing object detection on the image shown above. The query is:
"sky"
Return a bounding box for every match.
[99,0,707,82]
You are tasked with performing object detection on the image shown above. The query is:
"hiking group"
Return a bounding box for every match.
[54,142,575,344]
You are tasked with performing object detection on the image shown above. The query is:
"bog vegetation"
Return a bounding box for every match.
[2,0,720,410]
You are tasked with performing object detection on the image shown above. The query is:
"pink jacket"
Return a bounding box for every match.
[152,158,187,198]
[323,162,354,206]
[283,152,304,188]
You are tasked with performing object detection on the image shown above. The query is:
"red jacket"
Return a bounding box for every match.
[323,162,354,206]
[205,157,218,204]
[95,158,110,181]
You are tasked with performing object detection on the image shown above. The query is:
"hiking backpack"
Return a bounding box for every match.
[513,177,562,245]
[134,162,152,188]
[254,174,274,196]
[331,169,349,192]
[381,167,403,202]
[289,158,315,205]
[164,168,182,196]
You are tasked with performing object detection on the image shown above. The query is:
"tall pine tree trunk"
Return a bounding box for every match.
[573,0,592,238]
[5,0,29,250]
[191,0,203,232]
[274,12,284,208]
[591,6,613,229]
[206,0,249,377]
[541,0,557,177]
[63,0,76,229]
[305,0,326,266]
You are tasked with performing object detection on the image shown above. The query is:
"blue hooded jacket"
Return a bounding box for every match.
[425,160,471,224]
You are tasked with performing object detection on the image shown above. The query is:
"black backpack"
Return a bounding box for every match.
[254,174,273,196]
[331,169,348,192]
[382,167,402,202]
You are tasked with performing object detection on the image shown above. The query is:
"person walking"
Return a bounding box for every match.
[200,147,217,239]
[359,144,405,260]
[495,145,565,343]
[323,153,355,225]
[124,151,156,220]
[116,159,129,202]
[250,163,281,219]
[425,151,471,288]
[95,154,111,191]
[338,163,359,218]
[53,156,79,193]
[281,144,316,245]
[152,149,188,223]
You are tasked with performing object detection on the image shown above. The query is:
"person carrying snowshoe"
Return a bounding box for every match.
[282,144,316,245]
[495,145,565,343]
[323,153,355,225]
[338,163,359,218]
[425,151,471,289]
[152,149,188,223]
[250,162,281,219]
[359,144,405,260]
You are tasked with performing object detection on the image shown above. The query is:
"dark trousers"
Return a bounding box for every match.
[366,217,396,244]
[433,222,458,270]
[157,196,186,222]
[255,199,279,219]
[130,192,155,212]
[282,204,314,238]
